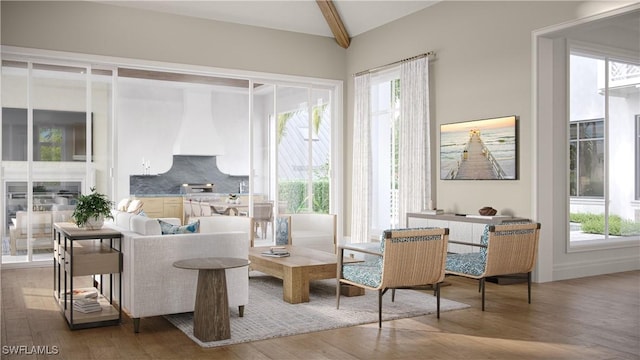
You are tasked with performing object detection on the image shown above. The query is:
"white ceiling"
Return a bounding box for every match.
[97,0,439,38]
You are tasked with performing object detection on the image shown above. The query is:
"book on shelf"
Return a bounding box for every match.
[421,209,444,215]
[72,298,102,313]
[64,287,99,300]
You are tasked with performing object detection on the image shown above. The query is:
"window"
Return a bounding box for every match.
[568,49,640,245]
[569,119,604,197]
[370,72,400,233]
[37,126,63,161]
[276,99,331,214]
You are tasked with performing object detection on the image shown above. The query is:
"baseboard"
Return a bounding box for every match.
[553,255,640,281]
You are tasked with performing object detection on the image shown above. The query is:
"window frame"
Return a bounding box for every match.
[567,42,640,251]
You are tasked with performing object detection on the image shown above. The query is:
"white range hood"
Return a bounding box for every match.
[173,88,225,156]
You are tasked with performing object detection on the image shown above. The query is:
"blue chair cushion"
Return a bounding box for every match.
[446,222,532,277]
[342,261,382,288]
[445,252,485,277]
[341,238,385,288]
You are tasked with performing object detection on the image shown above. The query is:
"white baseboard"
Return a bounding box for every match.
[553,255,640,281]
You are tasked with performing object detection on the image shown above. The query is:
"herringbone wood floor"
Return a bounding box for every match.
[1,267,638,359]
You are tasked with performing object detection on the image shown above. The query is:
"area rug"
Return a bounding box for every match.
[164,271,470,348]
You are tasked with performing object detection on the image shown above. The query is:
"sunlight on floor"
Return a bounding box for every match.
[21,287,60,312]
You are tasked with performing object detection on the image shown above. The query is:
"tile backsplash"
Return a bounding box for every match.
[130,155,248,195]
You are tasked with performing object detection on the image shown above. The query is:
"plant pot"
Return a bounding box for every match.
[84,216,105,230]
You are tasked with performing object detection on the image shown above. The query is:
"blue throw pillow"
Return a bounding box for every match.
[158,219,200,235]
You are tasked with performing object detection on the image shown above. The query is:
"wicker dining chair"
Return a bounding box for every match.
[445,222,541,311]
[336,227,449,328]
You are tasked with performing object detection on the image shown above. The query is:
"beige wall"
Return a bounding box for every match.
[0,1,346,80]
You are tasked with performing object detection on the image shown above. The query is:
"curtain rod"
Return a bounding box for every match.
[353,51,435,77]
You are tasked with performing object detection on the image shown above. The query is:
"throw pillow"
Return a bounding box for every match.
[116,198,131,211]
[127,199,144,214]
[158,219,200,235]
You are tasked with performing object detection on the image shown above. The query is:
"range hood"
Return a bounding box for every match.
[173,88,225,156]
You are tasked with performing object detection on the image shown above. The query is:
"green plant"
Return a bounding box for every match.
[278,180,330,214]
[570,212,640,236]
[72,187,114,227]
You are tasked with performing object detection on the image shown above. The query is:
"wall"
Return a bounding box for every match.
[0,1,346,81]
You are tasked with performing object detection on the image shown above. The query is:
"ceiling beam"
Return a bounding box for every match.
[316,0,350,49]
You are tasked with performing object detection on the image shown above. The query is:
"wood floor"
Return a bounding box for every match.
[2,267,638,359]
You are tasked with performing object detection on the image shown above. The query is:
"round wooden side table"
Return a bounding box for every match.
[173,257,249,342]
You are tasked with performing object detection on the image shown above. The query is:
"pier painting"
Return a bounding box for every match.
[440,115,517,180]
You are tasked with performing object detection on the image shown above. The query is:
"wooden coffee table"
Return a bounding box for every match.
[249,245,362,304]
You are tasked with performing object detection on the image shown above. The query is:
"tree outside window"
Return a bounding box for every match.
[38,127,63,161]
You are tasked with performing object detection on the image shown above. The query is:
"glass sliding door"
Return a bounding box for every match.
[568,49,640,246]
[250,83,335,245]
[2,60,29,263]
[2,60,112,264]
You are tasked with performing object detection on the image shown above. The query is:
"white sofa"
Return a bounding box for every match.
[287,213,337,253]
[106,212,253,333]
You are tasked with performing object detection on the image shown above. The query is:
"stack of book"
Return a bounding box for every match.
[73,298,102,314]
[66,287,102,313]
[261,246,290,258]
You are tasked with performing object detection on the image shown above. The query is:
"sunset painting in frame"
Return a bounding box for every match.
[440,115,518,180]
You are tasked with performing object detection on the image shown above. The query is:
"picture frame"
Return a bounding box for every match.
[440,115,518,180]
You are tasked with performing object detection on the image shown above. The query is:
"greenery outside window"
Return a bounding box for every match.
[37,127,63,161]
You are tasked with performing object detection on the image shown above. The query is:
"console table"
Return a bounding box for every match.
[173,257,250,342]
[53,223,123,330]
[407,213,528,252]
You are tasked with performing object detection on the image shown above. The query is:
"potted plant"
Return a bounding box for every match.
[72,187,114,230]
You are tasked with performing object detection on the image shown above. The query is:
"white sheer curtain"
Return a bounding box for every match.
[350,73,371,243]
[398,56,431,227]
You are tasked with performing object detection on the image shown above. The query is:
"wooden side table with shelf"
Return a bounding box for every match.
[53,222,123,330]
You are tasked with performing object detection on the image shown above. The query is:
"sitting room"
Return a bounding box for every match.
[1,1,638,359]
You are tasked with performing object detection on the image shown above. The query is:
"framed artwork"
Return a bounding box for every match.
[440,115,518,180]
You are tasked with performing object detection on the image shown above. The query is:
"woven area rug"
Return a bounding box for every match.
[164,271,470,348]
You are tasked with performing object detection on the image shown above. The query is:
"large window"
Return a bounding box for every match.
[370,71,400,233]
[568,49,640,245]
